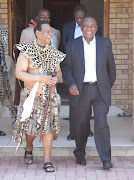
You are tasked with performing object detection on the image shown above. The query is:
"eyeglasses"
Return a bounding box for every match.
[83,25,96,29]
[39,16,50,19]
[75,17,85,20]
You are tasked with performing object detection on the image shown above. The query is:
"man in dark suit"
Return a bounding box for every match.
[63,5,102,51]
[62,17,116,169]
[62,4,93,140]
[63,4,87,51]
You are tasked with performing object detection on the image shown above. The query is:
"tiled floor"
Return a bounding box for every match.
[1,156,134,180]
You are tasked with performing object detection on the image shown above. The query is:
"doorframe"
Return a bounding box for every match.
[8,0,29,57]
[103,0,109,38]
[8,0,12,57]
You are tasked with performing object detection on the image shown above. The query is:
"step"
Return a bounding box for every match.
[1,146,134,157]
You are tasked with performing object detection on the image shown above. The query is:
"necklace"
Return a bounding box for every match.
[37,43,46,48]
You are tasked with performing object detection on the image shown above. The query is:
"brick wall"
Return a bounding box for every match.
[0,0,8,25]
[0,0,8,51]
[109,0,133,113]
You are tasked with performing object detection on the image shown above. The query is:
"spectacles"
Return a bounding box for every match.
[39,16,50,19]
[75,17,85,20]
[83,25,96,29]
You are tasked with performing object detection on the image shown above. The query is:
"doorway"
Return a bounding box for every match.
[9,0,109,104]
[44,0,80,51]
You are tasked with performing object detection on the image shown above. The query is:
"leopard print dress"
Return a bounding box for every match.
[12,40,66,150]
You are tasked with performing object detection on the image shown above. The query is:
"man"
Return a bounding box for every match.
[63,4,86,51]
[62,17,116,169]
[13,21,65,172]
[63,4,102,50]
[20,8,60,49]
[62,4,93,140]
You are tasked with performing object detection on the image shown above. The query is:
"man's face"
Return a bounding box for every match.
[36,24,52,44]
[74,11,86,26]
[81,18,98,41]
[37,10,51,24]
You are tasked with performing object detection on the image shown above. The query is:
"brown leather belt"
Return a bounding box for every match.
[83,81,97,86]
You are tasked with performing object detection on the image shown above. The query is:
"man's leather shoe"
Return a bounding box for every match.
[88,130,93,137]
[76,158,86,165]
[103,161,113,170]
[67,133,75,141]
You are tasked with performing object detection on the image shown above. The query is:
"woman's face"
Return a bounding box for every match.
[36,24,52,45]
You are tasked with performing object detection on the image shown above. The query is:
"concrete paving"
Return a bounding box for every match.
[1,156,134,180]
[0,116,134,157]
[0,115,134,179]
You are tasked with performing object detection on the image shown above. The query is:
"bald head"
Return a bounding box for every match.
[81,17,98,43]
[81,17,97,28]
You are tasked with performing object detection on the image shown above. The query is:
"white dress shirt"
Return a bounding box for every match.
[74,22,83,39]
[83,36,97,82]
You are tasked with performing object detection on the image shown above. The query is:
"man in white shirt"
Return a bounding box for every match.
[62,4,93,141]
[63,4,86,51]
[62,17,116,169]
[19,8,60,50]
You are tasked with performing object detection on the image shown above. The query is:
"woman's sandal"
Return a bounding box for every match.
[43,162,55,172]
[24,147,33,165]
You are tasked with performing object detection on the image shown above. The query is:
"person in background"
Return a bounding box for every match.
[20,8,60,49]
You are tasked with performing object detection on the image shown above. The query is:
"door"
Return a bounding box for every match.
[43,0,80,50]
[11,0,29,104]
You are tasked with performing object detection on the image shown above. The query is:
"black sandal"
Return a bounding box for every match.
[24,149,33,165]
[43,162,55,172]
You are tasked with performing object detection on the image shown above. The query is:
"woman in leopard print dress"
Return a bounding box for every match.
[12,21,65,172]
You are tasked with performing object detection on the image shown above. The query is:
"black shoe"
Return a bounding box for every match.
[67,133,75,141]
[76,158,86,165]
[103,161,113,170]
[0,131,6,136]
[88,130,93,137]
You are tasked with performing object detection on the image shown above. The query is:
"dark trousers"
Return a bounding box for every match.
[69,106,92,136]
[71,83,111,162]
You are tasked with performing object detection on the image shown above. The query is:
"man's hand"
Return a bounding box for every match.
[69,85,79,96]
[39,75,57,86]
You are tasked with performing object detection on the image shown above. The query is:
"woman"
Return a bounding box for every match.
[12,21,65,172]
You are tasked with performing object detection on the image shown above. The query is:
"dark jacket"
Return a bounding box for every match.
[62,36,116,107]
[62,20,102,51]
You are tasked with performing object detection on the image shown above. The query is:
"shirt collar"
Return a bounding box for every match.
[82,35,96,45]
[75,22,80,28]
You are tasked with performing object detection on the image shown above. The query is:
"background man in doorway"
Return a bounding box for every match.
[19,8,60,49]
